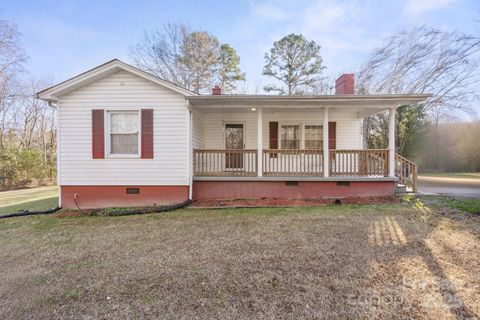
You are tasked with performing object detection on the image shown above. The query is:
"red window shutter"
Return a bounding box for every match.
[269,122,278,149]
[328,122,336,150]
[141,109,154,159]
[269,122,278,158]
[92,109,104,159]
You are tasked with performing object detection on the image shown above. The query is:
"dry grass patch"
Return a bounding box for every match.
[0,203,479,319]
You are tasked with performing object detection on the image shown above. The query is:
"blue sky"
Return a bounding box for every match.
[1,0,479,105]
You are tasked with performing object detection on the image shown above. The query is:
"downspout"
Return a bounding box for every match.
[186,100,193,201]
[48,100,62,208]
[388,107,396,177]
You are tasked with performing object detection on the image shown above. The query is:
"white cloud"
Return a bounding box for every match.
[236,0,361,44]
[403,0,458,16]
[232,0,382,91]
[300,0,357,35]
[250,2,287,21]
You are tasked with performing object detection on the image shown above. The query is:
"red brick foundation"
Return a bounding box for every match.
[193,180,396,200]
[61,185,189,209]
[61,181,396,209]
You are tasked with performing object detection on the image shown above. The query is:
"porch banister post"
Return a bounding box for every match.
[257,107,263,177]
[323,107,329,177]
[389,107,396,177]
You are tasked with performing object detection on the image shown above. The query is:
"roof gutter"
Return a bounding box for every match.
[46,100,57,108]
[187,94,432,102]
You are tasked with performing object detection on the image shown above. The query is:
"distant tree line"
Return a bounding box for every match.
[2,18,480,191]
[0,20,55,190]
[359,27,480,172]
[419,120,480,172]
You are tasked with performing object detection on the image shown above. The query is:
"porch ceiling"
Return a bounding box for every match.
[187,94,431,108]
[188,94,431,118]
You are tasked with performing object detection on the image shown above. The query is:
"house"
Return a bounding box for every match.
[37,59,429,209]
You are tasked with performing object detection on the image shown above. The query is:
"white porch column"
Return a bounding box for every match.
[389,107,396,177]
[257,107,263,177]
[323,107,329,177]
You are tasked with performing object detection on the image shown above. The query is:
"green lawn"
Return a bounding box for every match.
[418,195,480,214]
[0,186,58,215]
[419,172,480,179]
[0,202,479,319]
[0,196,59,214]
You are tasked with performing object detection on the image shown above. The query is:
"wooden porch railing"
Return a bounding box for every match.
[329,149,389,177]
[193,149,257,176]
[395,153,417,192]
[262,149,323,176]
[193,149,391,178]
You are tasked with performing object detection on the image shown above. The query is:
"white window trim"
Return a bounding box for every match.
[223,121,246,149]
[274,122,324,150]
[105,109,142,158]
[303,124,324,150]
[278,122,302,149]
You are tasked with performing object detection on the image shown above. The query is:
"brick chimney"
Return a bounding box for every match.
[335,74,355,94]
[212,85,222,95]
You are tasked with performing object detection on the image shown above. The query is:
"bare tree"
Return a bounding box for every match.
[359,27,480,161]
[178,31,220,93]
[17,79,54,149]
[312,75,336,95]
[0,19,57,189]
[130,23,245,94]
[130,23,190,89]
[0,77,56,189]
[357,26,480,118]
[0,20,26,148]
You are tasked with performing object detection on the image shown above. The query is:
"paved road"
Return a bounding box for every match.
[418,176,480,197]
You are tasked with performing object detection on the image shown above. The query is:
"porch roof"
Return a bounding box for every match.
[187,94,431,108]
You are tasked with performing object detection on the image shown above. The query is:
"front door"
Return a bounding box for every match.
[225,124,244,169]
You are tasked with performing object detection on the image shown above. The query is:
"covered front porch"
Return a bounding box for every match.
[187,94,424,198]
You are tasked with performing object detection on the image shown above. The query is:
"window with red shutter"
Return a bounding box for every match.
[269,122,278,158]
[141,109,154,159]
[328,122,336,150]
[92,109,105,159]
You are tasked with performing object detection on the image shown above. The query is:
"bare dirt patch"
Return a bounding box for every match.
[190,195,401,208]
[0,202,479,319]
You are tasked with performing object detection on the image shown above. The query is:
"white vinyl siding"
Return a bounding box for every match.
[58,70,189,186]
[196,108,363,150]
[192,109,205,148]
[202,110,258,149]
[330,110,364,149]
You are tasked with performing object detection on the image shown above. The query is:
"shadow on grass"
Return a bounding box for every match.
[395,197,477,319]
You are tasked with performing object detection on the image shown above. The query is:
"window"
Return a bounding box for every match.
[108,111,140,156]
[304,125,323,149]
[280,125,300,149]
